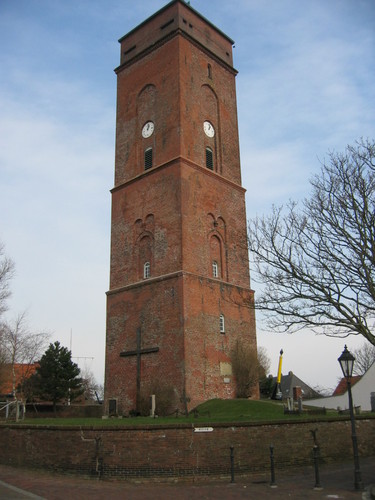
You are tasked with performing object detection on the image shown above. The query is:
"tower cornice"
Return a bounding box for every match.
[110,156,246,195]
[106,270,254,296]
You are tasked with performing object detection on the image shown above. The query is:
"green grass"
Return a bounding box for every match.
[8,398,356,427]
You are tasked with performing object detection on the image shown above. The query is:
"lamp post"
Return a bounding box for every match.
[338,345,363,491]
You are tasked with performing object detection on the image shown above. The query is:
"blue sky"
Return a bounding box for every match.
[1,0,374,391]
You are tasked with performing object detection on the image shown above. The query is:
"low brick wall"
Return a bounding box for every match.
[25,404,103,419]
[0,417,374,479]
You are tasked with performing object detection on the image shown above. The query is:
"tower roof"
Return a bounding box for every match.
[119,0,234,45]
[117,0,235,71]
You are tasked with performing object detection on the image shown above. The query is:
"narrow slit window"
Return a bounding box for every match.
[220,314,225,333]
[212,260,218,278]
[208,64,212,79]
[145,147,153,170]
[160,18,174,30]
[206,147,213,170]
[124,45,136,56]
[144,261,151,279]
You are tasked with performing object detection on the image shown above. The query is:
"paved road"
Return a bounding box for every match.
[0,480,45,499]
[0,457,374,499]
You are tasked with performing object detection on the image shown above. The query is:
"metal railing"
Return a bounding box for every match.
[0,400,25,421]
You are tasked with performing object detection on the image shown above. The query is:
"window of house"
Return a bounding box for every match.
[145,147,153,170]
[212,260,218,278]
[220,314,225,333]
[206,147,213,170]
[144,261,151,279]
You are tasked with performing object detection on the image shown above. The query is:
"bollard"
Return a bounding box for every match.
[270,445,277,488]
[313,445,322,490]
[230,446,235,483]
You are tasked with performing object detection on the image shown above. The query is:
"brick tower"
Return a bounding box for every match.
[104,0,257,416]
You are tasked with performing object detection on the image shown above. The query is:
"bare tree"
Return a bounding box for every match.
[0,241,15,374]
[0,312,49,395]
[0,241,15,319]
[231,341,268,398]
[352,342,375,375]
[258,346,271,377]
[80,366,103,402]
[248,139,375,346]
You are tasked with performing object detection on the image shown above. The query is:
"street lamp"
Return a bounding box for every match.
[338,345,363,491]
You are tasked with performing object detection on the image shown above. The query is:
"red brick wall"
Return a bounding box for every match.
[183,274,256,408]
[105,275,185,415]
[180,160,250,286]
[105,271,256,413]
[1,418,374,479]
[109,164,183,288]
[114,37,181,186]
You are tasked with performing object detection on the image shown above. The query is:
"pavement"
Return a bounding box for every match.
[0,457,374,499]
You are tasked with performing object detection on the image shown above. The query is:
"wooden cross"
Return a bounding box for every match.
[120,327,159,413]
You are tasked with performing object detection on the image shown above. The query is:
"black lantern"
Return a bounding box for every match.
[337,345,362,491]
[338,345,355,380]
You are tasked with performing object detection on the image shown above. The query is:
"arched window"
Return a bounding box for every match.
[206,147,213,170]
[210,235,223,279]
[212,260,218,278]
[139,234,152,280]
[220,314,225,333]
[145,147,153,170]
[143,261,151,279]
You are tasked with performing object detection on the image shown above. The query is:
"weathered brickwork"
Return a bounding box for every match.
[105,0,257,415]
[1,418,374,479]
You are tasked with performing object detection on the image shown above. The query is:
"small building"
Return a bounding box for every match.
[0,363,38,399]
[273,371,321,400]
[308,362,375,412]
[332,375,361,396]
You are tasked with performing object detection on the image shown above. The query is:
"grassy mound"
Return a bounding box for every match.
[194,398,285,421]
[7,398,344,427]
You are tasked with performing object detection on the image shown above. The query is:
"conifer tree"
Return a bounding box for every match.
[34,341,83,413]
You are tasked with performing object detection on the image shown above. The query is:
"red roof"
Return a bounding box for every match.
[0,363,38,396]
[332,375,361,396]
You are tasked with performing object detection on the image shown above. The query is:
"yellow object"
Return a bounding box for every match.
[276,349,283,384]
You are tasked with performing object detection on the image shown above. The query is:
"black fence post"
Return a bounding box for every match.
[230,446,235,483]
[313,445,322,490]
[270,444,277,488]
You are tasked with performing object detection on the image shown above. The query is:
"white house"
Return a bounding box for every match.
[308,362,375,412]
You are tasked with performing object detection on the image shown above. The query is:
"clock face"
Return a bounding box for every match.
[203,121,215,138]
[142,121,154,138]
